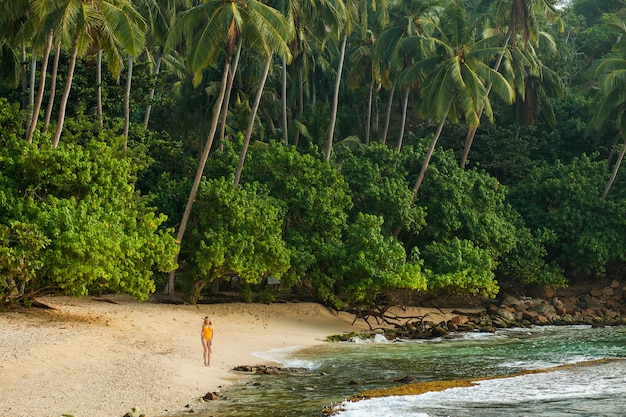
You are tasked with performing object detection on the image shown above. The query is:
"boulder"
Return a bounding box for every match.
[495,308,516,322]
[431,326,448,337]
[531,303,557,317]
[448,315,469,325]
[501,294,522,306]
[202,392,219,401]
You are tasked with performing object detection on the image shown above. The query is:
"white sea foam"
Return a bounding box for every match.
[252,345,321,369]
[345,333,390,343]
[334,360,626,417]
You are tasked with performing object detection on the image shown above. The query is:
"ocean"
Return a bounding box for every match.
[192,325,626,416]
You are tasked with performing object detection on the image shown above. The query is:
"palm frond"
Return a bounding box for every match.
[100,0,147,56]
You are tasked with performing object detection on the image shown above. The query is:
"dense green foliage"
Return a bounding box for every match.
[0,99,177,304]
[2,0,626,308]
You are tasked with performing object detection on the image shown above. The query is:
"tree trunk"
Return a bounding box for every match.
[28,53,36,123]
[411,104,451,203]
[233,52,273,188]
[144,55,161,128]
[218,40,242,150]
[325,35,347,161]
[602,138,626,200]
[26,33,53,144]
[294,68,304,148]
[460,28,513,168]
[21,44,27,111]
[396,85,409,152]
[165,54,233,295]
[122,54,133,147]
[51,37,79,149]
[382,82,396,145]
[365,80,374,145]
[96,50,103,128]
[44,43,61,133]
[282,58,289,145]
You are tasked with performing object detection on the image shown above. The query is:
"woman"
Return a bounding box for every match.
[201,316,214,366]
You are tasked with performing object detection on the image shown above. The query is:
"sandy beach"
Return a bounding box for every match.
[0,295,458,417]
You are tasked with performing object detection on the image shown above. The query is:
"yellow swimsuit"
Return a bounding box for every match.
[202,325,213,341]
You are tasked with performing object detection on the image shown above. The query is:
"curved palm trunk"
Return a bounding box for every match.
[122,54,133,147]
[144,55,161,128]
[382,82,396,145]
[365,80,374,145]
[460,28,514,168]
[44,43,61,133]
[52,37,79,149]
[602,138,626,200]
[394,105,450,238]
[324,35,347,161]
[396,85,410,152]
[294,68,304,148]
[281,58,289,145]
[26,33,53,144]
[233,52,273,188]
[28,53,36,122]
[411,104,451,203]
[166,55,233,294]
[96,50,103,128]
[218,40,242,150]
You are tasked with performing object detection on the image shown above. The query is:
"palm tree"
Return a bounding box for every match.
[43,42,60,132]
[142,0,188,129]
[593,17,626,200]
[372,0,443,150]
[346,32,378,145]
[26,32,53,143]
[504,30,564,130]
[405,1,514,203]
[323,0,353,161]
[165,0,293,293]
[459,0,561,168]
[232,3,295,187]
[276,0,341,148]
[50,0,147,148]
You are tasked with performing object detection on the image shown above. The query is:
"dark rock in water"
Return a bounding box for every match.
[431,326,448,337]
[349,380,363,385]
[202,391,220,401]
[394,375,417,383]
[233,365,308,374]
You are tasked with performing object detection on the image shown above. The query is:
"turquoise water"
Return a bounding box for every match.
[193,326,626,416]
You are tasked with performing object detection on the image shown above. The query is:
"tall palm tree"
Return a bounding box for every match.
[43,42,60,132]
[50,0,146,148]
[405,1,514,203]
[459,0,561,168]
[231,3,295,187]
[346,31,378,145]
[165,0,292,293]
[593,17,626,200]
[323,0,353,161]
[372,0,443,149]
[26,32,53,143]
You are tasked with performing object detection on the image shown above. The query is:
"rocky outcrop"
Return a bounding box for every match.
[390,280,626,339]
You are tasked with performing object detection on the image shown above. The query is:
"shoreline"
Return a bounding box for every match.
[0,295,459,417]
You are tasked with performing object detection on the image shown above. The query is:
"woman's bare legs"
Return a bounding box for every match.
[202,338,210,366]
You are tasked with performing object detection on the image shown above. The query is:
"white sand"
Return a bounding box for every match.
[0,295,458,417]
